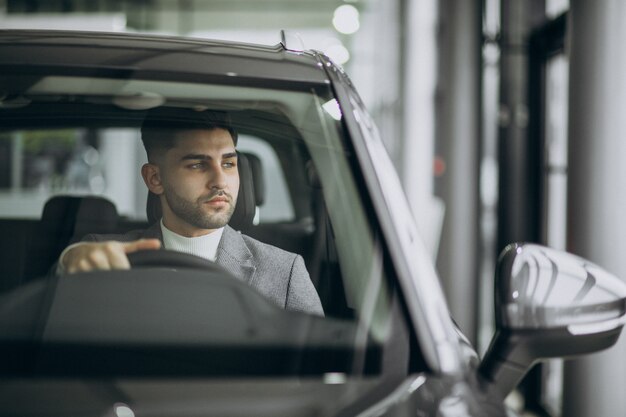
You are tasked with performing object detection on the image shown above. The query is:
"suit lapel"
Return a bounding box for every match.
[215,225,256,284]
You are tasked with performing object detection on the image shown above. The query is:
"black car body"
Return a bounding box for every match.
[0,30,624,417]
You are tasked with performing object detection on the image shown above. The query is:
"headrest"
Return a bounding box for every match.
[241,152,265,207]
[146,151,257,231]
[41,195,118,244]
[37,196,118,256]
[23,195,118,281]
[230,151,256,230]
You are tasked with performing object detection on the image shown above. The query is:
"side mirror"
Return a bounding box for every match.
[479,243,626,399]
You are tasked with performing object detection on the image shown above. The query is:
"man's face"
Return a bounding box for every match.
[156,128,239,236]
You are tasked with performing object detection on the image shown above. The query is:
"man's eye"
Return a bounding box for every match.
[223,161,236,168]
[189,162,204,169]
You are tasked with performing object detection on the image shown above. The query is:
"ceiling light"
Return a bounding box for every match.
[332,5,360,35]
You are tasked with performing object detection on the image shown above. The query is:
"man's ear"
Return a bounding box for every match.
[141,163,164,195]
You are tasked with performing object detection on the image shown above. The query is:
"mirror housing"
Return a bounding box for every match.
[479,243,626,398]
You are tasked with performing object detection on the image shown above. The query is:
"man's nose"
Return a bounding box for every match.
[207,164,227,189]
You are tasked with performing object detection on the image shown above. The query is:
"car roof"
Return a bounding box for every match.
[0,29,330,86]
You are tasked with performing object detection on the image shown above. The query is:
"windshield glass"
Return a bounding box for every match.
[0,72,422,389]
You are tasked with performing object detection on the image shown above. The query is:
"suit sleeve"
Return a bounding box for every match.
[54,234,101,275]
[286,255,325,317]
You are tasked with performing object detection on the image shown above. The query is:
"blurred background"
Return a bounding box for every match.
[1,0,624,416]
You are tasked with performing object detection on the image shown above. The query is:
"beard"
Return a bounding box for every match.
[163,187,236,230]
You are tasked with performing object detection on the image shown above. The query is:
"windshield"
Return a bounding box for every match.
[0,72,424,408]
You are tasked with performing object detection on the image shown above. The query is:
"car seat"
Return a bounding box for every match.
[23,195,119,282]
[305,160,353,318]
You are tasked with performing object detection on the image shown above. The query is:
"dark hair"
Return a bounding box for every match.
[141,109,238,161]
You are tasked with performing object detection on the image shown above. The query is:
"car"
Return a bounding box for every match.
[0,29,624,417]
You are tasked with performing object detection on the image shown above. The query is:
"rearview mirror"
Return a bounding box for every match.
[479,243,626,399]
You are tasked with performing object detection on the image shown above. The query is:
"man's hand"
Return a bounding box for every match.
[62,239,162,274]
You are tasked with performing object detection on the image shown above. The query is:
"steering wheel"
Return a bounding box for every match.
[127,249,227,273]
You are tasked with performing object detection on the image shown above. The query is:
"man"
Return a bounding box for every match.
[59,111,323,316]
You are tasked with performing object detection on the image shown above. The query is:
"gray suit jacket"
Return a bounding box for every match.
[85,223,324,316]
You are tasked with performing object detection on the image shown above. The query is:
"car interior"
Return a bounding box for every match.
[0,107,354,320]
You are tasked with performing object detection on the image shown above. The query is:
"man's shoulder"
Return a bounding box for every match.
[240,233,298,259]
[228,228,298,262]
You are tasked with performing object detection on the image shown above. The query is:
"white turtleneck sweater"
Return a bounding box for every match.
[160,219,224,262]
